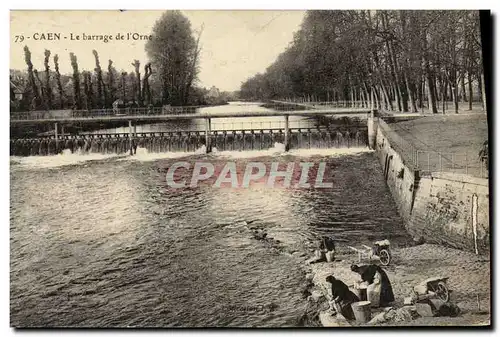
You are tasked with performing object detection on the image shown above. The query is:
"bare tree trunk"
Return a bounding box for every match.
[404,71,417,112]
[444,79,448,115]
[419,74,425,110]
[477,71,482,106]
[460,74,466,102]
[392,82,401,111]
[424,56,438,114]
[382,11,402,112]
[448,81,453,109]
[381,80,393,111]
[452,77,459,114]
[468,71,473,110]
[480,71,486,111]
[349,79,354,107]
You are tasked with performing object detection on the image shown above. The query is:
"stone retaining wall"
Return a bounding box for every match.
[375,121,490,254]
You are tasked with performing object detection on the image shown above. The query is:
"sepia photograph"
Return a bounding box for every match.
[9,9,491,328]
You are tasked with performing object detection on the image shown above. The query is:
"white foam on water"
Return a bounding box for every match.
[211,143,373,159]
[287,147,374,158]
[10,149,121,169]
[10,145,374,169]
[118,146,207,162]
[211,142,286,159]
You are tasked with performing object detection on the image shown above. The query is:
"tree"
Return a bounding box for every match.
[184,24,203,104]
[93,50,105,108]
[132,60,142,105]
[145,10,199,105]
[53,54,64,108]
[107,60,118,105]
[239,10,485,114]
[43,49,52,109]
[120,71,127,101]
[142,62,153,106]
[70,52,82,109]
[83,71,93,110]
[33,69,45,109]
[23,46,40,109]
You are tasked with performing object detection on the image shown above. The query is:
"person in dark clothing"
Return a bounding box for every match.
[319,236,336,252]
[325,275,359,321]
[351,264,395,306]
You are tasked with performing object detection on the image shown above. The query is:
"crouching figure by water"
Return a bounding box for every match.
[307,236,336,264]
[351,264,395,307]
[325,275,359,321]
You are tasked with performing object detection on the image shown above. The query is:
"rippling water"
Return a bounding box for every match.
[10,147,411,327]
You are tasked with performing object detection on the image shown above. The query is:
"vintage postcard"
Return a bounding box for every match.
[9,10,491,328]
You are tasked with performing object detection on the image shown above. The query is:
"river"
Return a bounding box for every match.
[10,102,409,327]
[87,101,321,134]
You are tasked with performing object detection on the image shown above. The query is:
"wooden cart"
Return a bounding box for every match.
[347,240,391,266]
[420,277,450,302]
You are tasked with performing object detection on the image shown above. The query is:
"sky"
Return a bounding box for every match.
[10,10,306,92]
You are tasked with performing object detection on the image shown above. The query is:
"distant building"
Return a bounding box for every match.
[10,80,25,101]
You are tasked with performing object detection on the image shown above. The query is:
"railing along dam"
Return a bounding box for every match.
[10,107,378,156]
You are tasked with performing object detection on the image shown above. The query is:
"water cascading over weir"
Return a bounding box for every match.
[10,129,369,156]
[9,104,377,156]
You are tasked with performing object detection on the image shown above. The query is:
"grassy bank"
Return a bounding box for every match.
[387,114,488,158]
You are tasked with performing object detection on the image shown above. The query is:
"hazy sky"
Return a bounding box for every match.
[10,10,306,92]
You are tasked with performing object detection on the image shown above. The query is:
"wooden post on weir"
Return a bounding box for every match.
[129,120,133,155]
[205,117,212,153]
[284,114,290,151]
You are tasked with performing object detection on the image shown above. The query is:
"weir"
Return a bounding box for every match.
[10,129,368,156]
[10,107,377,156]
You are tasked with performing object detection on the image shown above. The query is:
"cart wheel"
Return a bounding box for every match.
[436,281,449,302]
[379,249,391,266]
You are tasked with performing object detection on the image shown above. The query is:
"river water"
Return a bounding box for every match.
[10,103,410,327]
[89,101,321,134]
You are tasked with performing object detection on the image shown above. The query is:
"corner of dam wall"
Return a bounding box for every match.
[374,121,416,222]
[375,121,490,255]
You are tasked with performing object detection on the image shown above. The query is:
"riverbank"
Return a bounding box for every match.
[301,243,490,327]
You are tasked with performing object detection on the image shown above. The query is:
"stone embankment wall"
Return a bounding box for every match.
[375,119,489,254]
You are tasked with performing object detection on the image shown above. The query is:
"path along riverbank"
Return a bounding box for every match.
[299,243,490,326]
